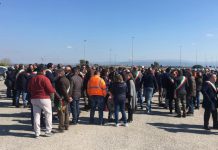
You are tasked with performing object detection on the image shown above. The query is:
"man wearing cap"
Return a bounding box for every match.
[28,64,55,138]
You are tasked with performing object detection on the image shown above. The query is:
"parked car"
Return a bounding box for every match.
[0,66,7,81]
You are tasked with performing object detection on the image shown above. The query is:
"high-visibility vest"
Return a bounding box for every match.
[87,75,107,97]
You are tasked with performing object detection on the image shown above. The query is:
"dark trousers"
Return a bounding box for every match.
[90,96,105,124]
[70,98,80,123]
[195,91,201,108]
[204,108,218,127]
[175,94,186,115]
[127,97,133,121]
[168,97,174,112]
[12,89,17,105]
[114,99,127,124]
[6,87,12,98]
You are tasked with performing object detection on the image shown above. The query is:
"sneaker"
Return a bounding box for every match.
[34,134,40,139]
[115,124,120,127]
[44,132,53,137]
[124,123,128,127]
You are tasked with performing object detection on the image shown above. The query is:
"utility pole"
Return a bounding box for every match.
[109,49,112,66]
[83,40,87,61]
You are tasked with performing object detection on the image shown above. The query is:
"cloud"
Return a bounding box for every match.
[66,45,72,49]
[206,33,214,37]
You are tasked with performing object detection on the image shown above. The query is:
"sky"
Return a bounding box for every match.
[0,0,218,66]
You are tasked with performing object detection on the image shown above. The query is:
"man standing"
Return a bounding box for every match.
[28,64,55,138]
[186,71,196,116]
[202,73,218,130]
[69,67,83,125]
[87,70,107,125]
[55,69,72,132]
[140,68,158,113]
[15,64,28,108]
[175,70,188,118]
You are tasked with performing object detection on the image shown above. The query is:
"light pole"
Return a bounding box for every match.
[109,49,112,66]
[131,36,135,66]
[83,40,87,61]
[114,54,117,66]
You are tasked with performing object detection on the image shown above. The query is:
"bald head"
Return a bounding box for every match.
[209,73,217,83]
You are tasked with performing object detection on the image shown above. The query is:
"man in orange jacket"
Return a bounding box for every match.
[87,69,107,125]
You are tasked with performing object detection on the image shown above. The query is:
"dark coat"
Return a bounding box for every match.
[5,70,14,88]
[196,76,203,92]
[16,71,28,92]
[140,73,158,90]
[187,76,196,97]
[165,75,176,99]
[70,74,83,99]
[110,82,127,101]
[55,76,71,102]
[175,76,188,96]
[202,82,218,110]
[46,70,56,87]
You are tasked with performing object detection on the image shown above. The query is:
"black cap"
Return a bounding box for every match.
[47,63,53,69]
[37,64,47,73]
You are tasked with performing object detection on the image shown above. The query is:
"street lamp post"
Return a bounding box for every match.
[84,40,87,61]
[109,49,112,66]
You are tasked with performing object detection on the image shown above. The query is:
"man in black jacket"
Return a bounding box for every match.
[140,68,158,113]
[202,73,218,130]
[15,65,28,108]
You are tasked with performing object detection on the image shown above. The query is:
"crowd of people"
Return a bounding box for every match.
[3,63,218,138]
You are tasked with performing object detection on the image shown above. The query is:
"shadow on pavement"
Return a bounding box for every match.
[0,100,13,107]
[0,124,34,138]
[79,117,92,125]
[0,112,30,118]
[135,108,173,117]
[147,123,218,135]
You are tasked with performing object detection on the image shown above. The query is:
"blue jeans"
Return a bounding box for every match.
[187,96,194,113]
[144,87,154,112]
[15,90,28,107]
[114,99,127,124]
[70,98,80,123]
[137,89,143,107]
[90,96,104,124]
